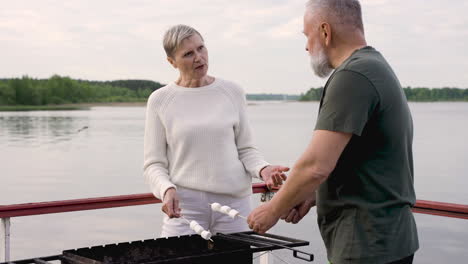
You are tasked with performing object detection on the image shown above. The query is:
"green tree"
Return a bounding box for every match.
[0,82,16,105]
[300,87,323,101]
[9,76,36,105]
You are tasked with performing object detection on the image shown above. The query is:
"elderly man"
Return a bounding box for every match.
[247,0,419,263]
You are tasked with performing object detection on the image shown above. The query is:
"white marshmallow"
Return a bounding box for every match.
[228,209,239,218]
[201,230,212,240]
[190,221,199,229]
[187,219,212,240]
[211,203,222,212]
[194,225,204,234]
[220,205,231,214]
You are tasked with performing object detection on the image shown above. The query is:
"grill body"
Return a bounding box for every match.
[61,234,253,264]
[1,232,311,264]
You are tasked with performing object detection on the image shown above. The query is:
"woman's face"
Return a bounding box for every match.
[169,34,209,79]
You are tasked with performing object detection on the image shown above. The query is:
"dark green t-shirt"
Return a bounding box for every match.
[315,46,419,264]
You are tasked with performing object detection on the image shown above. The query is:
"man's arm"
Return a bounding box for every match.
[281,194,316,224]
[247,130,352,234]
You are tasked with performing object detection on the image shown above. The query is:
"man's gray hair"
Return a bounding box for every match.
[306,0,364,32]
[163,24,204,58]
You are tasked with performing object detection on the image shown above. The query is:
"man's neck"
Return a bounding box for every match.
[330,43,367,69]
[329,32,367,68]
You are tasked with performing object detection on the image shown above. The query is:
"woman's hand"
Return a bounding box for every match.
[162,188,181,218]
[280,197,316,224]
[260,165,289,190]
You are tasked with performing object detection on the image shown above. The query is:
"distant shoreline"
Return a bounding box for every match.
[68,102,147,107]
[2,100,467,112]
[0,102,147,111]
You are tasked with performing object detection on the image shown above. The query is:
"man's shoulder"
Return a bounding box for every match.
[337,47,391,78]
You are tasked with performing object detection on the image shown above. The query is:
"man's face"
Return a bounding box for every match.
[303,10,333,78]
[303,10,319,57]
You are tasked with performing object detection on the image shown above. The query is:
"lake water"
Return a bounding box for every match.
[1,102,467,263]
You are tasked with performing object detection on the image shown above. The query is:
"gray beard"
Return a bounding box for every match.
[309,46,333,78]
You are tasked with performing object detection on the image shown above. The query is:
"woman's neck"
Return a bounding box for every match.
[175,75,215,88]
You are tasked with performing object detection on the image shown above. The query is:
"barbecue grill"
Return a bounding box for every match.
[2,231,313,263]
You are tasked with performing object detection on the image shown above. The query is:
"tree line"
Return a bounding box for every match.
[0,75,164,106]
[1,75,467,106]
[300,87,468,101]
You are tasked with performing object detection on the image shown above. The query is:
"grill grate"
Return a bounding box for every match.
[1,232,312,264]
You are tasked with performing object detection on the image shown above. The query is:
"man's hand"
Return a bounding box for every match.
[247,202,281,234]
[162,188,181,218]
[281,197,316,224]
[260,165,289,190]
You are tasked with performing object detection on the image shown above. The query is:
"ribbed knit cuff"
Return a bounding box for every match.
[157,181,177,200]
[254,162,270,179]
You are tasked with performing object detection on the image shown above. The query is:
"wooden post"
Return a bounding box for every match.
[1,218,11,262]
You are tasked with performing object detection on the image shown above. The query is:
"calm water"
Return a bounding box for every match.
[1,102,467,263]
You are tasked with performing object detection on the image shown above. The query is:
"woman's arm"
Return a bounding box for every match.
[233,86,289,188]
[143,94,176,200]
[233,88,270,178]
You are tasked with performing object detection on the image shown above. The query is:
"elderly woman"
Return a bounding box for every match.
[143,24,288,237]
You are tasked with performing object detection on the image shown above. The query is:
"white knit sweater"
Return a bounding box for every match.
[143,78,269,199]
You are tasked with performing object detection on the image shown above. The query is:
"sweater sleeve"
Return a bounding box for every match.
[233,86,270,179]
[143,93,176,200]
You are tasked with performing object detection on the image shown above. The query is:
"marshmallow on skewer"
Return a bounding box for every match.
[189,220,212,240]
[180,216,213,241]
[194,225,205,234]
[210,203,247,219]
[211,203,222,212]
[227,209,239,219]
[220,205,231,214]
[190,220,200,229]
[201,230,212,240]
[190,221,205,234]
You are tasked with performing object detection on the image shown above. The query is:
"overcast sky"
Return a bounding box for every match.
[1,0,467,94]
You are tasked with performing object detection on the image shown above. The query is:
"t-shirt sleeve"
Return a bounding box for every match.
[315,70,379,136]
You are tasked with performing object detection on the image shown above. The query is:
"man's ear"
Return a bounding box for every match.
[167,57,177,69]
[320,22,332,47]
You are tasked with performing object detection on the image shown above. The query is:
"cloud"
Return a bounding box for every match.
[1,0,468,92]
[267,17,303,39]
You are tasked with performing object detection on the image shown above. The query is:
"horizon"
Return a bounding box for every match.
[2,75,468,95]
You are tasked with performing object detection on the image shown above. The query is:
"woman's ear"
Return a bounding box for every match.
[167,57,177,69]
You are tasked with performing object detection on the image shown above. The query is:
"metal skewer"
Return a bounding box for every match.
[237,214,247,220]
[180,215,191,224]
[216,233,313,262]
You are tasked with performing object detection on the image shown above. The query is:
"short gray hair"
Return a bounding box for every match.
[306,0,364,33]
[163,24,204,58]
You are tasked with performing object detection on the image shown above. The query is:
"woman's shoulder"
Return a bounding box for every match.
[216,78,243,90]
[147,84,177,107]
[215,78,246,98]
